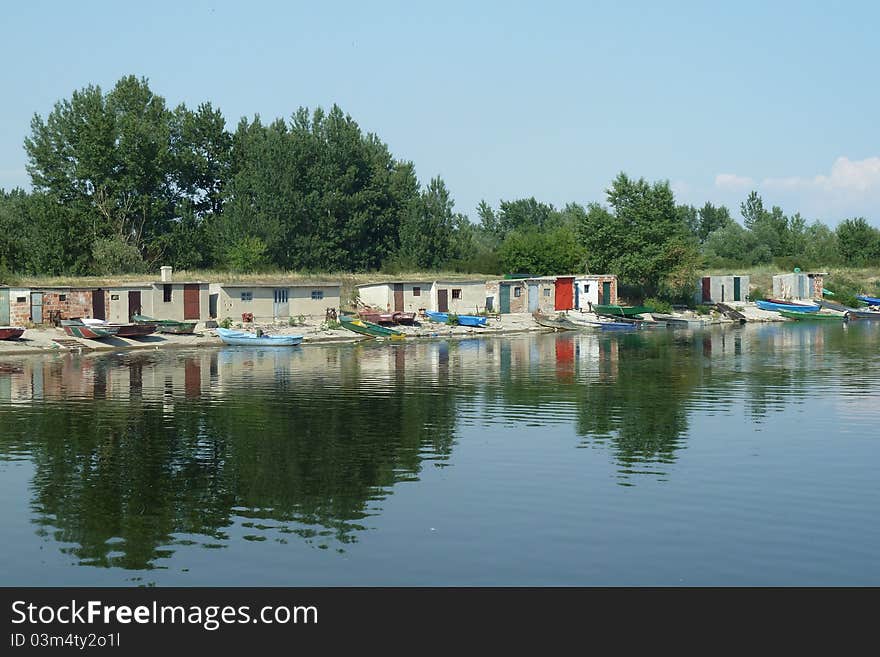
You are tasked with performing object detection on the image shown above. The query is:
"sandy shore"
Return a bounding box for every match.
[0,306,789,357]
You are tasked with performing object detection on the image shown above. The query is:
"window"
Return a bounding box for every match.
[163,284,172,303]
[274,289,288,303]
[514,287,522,298]
[241,291,253,302]
[452,289,462,299]
[16,297,26,303]
[413,287,421,297]
[544,288,551,297]
[59,294,67,302]
[311,290,324,300]
[111,294,119,300]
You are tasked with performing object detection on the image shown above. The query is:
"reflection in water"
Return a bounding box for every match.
[1,322,879,582]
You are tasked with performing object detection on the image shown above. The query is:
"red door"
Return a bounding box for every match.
[183,284,200,320]
[701,277,711,302]
[437,289,448,312]
[554,277,574,310]
[393,284,404,311]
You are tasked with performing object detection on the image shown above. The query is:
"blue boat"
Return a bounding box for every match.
[216,327,303,346]
[856,295,880,305]
[755,300,820,313]
[424,311,488,327]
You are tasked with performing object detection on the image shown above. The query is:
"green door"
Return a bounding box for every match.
[500,284,511,313]
[0,288,9,325]
[733,277,741,302]
[601,281,611,305]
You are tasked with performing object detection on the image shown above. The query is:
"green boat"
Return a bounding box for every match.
[778,310,844,322]
[132,314,197,334]
[593,304,654,318]
[340,316,405,339]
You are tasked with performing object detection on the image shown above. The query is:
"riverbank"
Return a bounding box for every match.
[0,305,792,357]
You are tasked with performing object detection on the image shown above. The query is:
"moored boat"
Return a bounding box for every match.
[856,295,880,306]
[755,299,820,313]
[81,317,158,337]
[532,311,580,330]
[845,309,880,321]
[816,299,855,312]
[340,316,406,338]
[778,310,843,322]
[593,304,654,318]
[650,313,705,328]
[423,310,488,327]
[216,327,303,346]
[132,314,197,334]
[0,326,26,340]
[59,319,119,339]
[358,308,417,325]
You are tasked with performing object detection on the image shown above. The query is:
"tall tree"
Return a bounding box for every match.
[397,176,458,270]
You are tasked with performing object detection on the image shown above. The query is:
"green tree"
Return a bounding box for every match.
[836,217,880,265]
[396,176,457,270]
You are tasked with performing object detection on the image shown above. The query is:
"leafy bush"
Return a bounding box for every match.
[748,286,767,301]
[446,313,459,325]
[693,305,711,315]
[643,297,673,314]
[219,317,232,329]
[92,237,146,274]
[226,236,269,273]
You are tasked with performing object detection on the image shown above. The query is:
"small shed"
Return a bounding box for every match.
[356,281,433,313]
[486,277,555,314]
[696,275,750,304]
[571,275,618,310]
[211,281,342,321]
[430,280,488,314]
[4,287,97,325]
[772,272,826,301]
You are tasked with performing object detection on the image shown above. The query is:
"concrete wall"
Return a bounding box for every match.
[107,287,154,323]
[529,279,556,314]
[431,281,487,313]
[696,275,749,304]
[356,282,433,313]
[355,284,390,309]
[573,275,618,310]
[485,280,529,313]
[213,284,342,321]
[773,273,822,301]
[7,288,95,325]
[150,283,209,321]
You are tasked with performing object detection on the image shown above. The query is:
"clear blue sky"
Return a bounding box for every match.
[2,0,879,225]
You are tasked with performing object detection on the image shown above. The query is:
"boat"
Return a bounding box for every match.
[340,316,406,338]
[532,311,580,330]
[816,299,856,313]
[80,317,157,337]
[778,310,843,322]
[216,327,303,346]
[131,314,197,334]
[755,299,820,313]
[59,319,119,339]
[845,309,880,321]
[564,316,639,331]
[358,308,417,325]
[423,310,488,327]
[0,326,25,340]
[650,313,705,328]
[856,295,880,306]
[593,304,654,318]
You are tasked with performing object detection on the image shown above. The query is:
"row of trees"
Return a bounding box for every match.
[1,75,879,299]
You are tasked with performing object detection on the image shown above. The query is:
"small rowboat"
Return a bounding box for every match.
[0,326,25,340]
[132,314,197,334]
[532,311,580,330]
[216,327,303,346]
[755,300,820,313]
[778,310,843,322]
[593,304,654,318]
[340,316,406,338]
[845,309,880,321]
[856,295,880,306]
[59,319,119,339]
[358,309,417,325]
[81,318,157,337]
[424,310,488,327]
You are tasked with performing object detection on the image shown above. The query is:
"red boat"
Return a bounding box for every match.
[358,309,416,325]
[80,318,157,337]
[0,326,25,341]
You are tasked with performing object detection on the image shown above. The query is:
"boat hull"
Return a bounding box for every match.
[132,315,197,334]
[778,310,843,321]
[845,310,880,321]
[424,311,487,326]
[593,304,653,317]
[60,321,119,339]
[0,327,25,340]
[359,310,417,325]
[340,316,405,338]
[856,295,880,305]
[755,300,820,313]
[216,328,303,346]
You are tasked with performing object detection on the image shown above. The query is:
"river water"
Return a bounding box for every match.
[1,323,878,585]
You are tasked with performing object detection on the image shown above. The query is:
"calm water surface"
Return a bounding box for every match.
[1,323,879,585]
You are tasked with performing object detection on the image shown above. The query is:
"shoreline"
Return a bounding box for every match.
[0,307,788,358]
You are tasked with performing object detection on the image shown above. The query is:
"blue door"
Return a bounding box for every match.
[0,288,8,325]
[528,283,539,312]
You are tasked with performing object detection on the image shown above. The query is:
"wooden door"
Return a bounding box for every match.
[437,289,449,312]
[701,277,711,303]
[602,281,612,305]
[183,284,200,320]
[128,291,142,321]
[393,283,404,311]
[92,289,105,320]
[554,277,574,310]
[500,284,510,313]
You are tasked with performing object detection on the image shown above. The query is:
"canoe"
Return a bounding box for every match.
[340,316,405,338]
[778,310,843,322]
[532,311,580,330]
[755,300,820,313]
[0,326,25,340]
[216,327,303,346]
[856,295,880,306]
[59,319,119,339]
[845,309,880,321]
[424,310,488,327]
[593,304,654,317]
[131,314,197,334]
[358,309,417,325]
[81,317,157,337]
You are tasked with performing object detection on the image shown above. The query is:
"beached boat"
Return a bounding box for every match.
[755,300,820,313]
[845,309,880,321]
[778,310,843,322]
[59,319,119,339]
[340,316,406,338]
[216,327,303,346]
[0,326,25,340]
[650,313,705,328]
[81,317,157,337]
[532,311,580,330]
[564,315,639,330]
[423,311,488,327]
[132,314,197,334]
[593,304,654,318]
[856,295,880,306]
[358,309,417,325]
